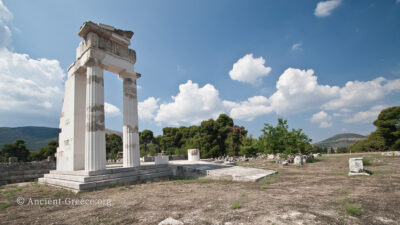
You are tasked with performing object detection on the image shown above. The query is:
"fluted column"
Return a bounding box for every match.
[122,77,140,167]
[84,60,106,171]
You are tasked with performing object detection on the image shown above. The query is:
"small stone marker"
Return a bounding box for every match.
[8,157,18,163]
[348,157,370,176]
[293,155,304,165]
[158,217,184,225]
[188,149,200,161]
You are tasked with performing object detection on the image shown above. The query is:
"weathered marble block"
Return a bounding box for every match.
[293,155,304,165]
[155,155,169,165]
[188,149,200,161]
[349,157,364,173]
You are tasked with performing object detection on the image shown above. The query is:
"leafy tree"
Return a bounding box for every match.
[0,139,30,162]
[29,139,58,161]
[350,106,400,152]
[106,134,122,159]
[139,129,154,153]
[259,118,312,155]
[239,134,259,156]
[226,126,247,156]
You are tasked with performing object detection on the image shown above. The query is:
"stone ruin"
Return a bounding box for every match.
[348,157,370,176]
[39,22,172,192]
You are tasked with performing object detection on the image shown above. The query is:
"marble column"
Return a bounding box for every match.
[122,77,140,167]
[84,61,106,171]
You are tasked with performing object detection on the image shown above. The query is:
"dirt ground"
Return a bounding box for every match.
[0,152,399,225]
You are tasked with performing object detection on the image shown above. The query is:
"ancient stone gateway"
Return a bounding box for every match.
[57,21,140,171]
[39,22,173,191]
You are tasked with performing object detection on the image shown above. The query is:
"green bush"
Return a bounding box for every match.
[345,204,362,217]
[232,201,241,210]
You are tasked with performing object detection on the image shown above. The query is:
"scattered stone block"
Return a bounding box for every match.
[158,217,184,225]
[381,151,400,157]
[348,157,370,176]
[267,154,275,159]
[313,153,321,158]
[188,149,200,161]
[155,155,169,165]
[282,160,289,166]
[293,155,304,165]
[8,157,18,163]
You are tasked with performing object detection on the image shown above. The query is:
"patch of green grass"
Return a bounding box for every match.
[232,201,241,210]
[1,187,22,197]
[119,187,126,191]
[54,189,72,198]
[363,158,371,166]
[202,220,212,225]
[0,202,11,209]
[345,204,363,217]
[260,185,268,189]
[258,173,279,183]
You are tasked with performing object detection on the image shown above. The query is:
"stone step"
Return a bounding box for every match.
[44,167,172,183]
[39,170,172,191]
[49,164,169,176]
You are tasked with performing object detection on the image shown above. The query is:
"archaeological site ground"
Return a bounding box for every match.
[1,152,399,225]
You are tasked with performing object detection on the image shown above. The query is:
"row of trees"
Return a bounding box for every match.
[105,114,314,159]
[0,139,57,162]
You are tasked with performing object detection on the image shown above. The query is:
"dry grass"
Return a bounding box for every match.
[0,152,399,224]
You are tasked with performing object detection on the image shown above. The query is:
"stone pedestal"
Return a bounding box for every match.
[348,157,370,176]
[188,149,200,161]
[122,77,140,167]
[85,62,106,171]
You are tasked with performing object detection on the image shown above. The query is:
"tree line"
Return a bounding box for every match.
[106,114,313,159]
[2,106,397,162]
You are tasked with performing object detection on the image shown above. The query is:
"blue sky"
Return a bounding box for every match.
[0,0,399,142]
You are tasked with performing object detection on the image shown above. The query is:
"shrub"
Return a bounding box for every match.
[232,201,241,210]
[345,204,362,217]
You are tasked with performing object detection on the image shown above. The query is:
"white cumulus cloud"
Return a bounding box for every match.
[138,97,160,120]
[224,96,271,121]
[229,54,271,85]
[154,80,225,126]
[104,102,121,117]
[0,1,66,126]
[323,77,400,110]
[343,105,386,123]
[314,0,342,17]
[310,111,333,128]
[269,68,339,114]
[0,49,65,114]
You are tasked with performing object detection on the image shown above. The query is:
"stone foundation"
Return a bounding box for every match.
[39,164,172,192]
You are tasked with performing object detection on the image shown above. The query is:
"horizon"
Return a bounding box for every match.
[1,0,400,143]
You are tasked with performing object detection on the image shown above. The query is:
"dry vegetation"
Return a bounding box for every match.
[0,152,399,225]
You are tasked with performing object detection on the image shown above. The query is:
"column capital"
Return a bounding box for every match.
[85,57,103,68]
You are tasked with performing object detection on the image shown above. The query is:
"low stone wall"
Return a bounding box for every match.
[0,159,56,185]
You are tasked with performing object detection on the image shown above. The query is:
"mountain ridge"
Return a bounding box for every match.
[315,133,367,148]
[0,126,122,151]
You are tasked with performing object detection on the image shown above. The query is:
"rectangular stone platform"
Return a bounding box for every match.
[38,164,172,192]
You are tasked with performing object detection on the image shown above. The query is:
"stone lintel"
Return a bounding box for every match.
[69,48,135,77]
[78,21,133,47]
[119,71,141,80]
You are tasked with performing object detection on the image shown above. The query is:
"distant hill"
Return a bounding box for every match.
[315,133,367,148]
[0,126,122,151]
[0,126,60,150]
